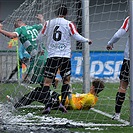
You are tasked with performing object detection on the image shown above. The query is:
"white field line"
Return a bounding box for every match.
[21,83,35,90]
[20,83,130,126]
[8,122,129,127]
[91,108,129,125]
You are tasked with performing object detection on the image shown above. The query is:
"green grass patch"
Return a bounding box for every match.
[0,82,131,133]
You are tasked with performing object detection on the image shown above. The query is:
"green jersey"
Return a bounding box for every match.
[28,47,48,84]
[14,24,43,56]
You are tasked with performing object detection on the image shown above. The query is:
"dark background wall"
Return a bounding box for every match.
[0,0,25,21]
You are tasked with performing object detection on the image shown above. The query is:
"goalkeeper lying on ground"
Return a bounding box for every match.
[53,78,105,110]
[7,79,104,111]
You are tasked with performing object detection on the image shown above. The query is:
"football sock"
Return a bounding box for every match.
[41,86,52,109]
[61,84,70,105]
[115,92,125,113]
[14,87,47,108]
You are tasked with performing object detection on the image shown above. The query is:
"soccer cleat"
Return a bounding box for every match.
[42,107,51,114]
[59,103,68,113]
[112,113,120,120]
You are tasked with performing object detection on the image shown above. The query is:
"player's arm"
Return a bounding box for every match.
[35,14,45,25]
[107,28,126,50]
[0,23,17,38]
[67,93,77,109]
[107,16,129,50]
[36,34,45,54]
[36,21,48,53]
[32,15,44,31]
[69,22,92,45]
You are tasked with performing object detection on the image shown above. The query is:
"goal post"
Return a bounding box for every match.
[82,0,90,93]
[129,0,133,126]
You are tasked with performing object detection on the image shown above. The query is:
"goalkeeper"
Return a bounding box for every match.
[0,14,47,85]
[56,79,105,110]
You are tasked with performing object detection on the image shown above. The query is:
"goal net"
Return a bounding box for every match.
[0,0,130,132]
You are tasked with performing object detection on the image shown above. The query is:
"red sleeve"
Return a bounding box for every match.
[69,22,78,35]
[121,16,129,32]
[41,22,47,34]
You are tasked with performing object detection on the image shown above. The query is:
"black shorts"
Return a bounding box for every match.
[119,59,130,82]
[44,57,71,80]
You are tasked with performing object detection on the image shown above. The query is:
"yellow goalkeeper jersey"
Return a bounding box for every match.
[59,93,98,110]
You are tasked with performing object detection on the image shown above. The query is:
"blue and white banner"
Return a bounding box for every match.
[71,51,124,79]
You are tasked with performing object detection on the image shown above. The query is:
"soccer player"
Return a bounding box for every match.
[106,16,130,120]
[61,79,104,110]
[0,14,47,85]
[37,4,92,114]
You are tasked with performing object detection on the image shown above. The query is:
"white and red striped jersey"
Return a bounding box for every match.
[37,17,88,58]
[107,16,130,60]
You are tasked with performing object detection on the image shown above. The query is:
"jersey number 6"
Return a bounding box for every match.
[53,26,62,41]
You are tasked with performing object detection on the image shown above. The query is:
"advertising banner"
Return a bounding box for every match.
[71,51,124,79]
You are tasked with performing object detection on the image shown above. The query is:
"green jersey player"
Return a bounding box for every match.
[0,14,47,84]
[15,22,42,56]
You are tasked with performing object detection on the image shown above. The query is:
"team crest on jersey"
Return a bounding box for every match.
[52,43,66,51]
[58,43,66,50]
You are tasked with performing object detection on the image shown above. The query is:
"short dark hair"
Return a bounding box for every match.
[56,4,67,16]
[92,79,105,94]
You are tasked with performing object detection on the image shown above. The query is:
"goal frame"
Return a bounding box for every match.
[129,0,133,126]
[82,0,90,93]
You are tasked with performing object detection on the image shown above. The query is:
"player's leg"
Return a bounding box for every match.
[59,58,71,113]
[42,57,58,114]
[23,57,35,82]
[13,84,59,109]
[52,69,62,89]
[112,81,128,120]
[30,54,46,84]
[61,76,70,105]
[14,92,35,108]
[14,86,46,108]
[8,59,22,81]
[112,59,129,120]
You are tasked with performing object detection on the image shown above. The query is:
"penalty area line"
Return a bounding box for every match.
[91,108,129,125]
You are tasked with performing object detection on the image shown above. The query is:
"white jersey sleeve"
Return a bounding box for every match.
[37,22,48,39]
[107,16,129,46]
[36,22,48,51]
[107,28,126,45]
[69,22,88,43]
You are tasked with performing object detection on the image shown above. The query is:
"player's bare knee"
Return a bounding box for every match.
[44,78,53,86]
[62,76,70,84]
